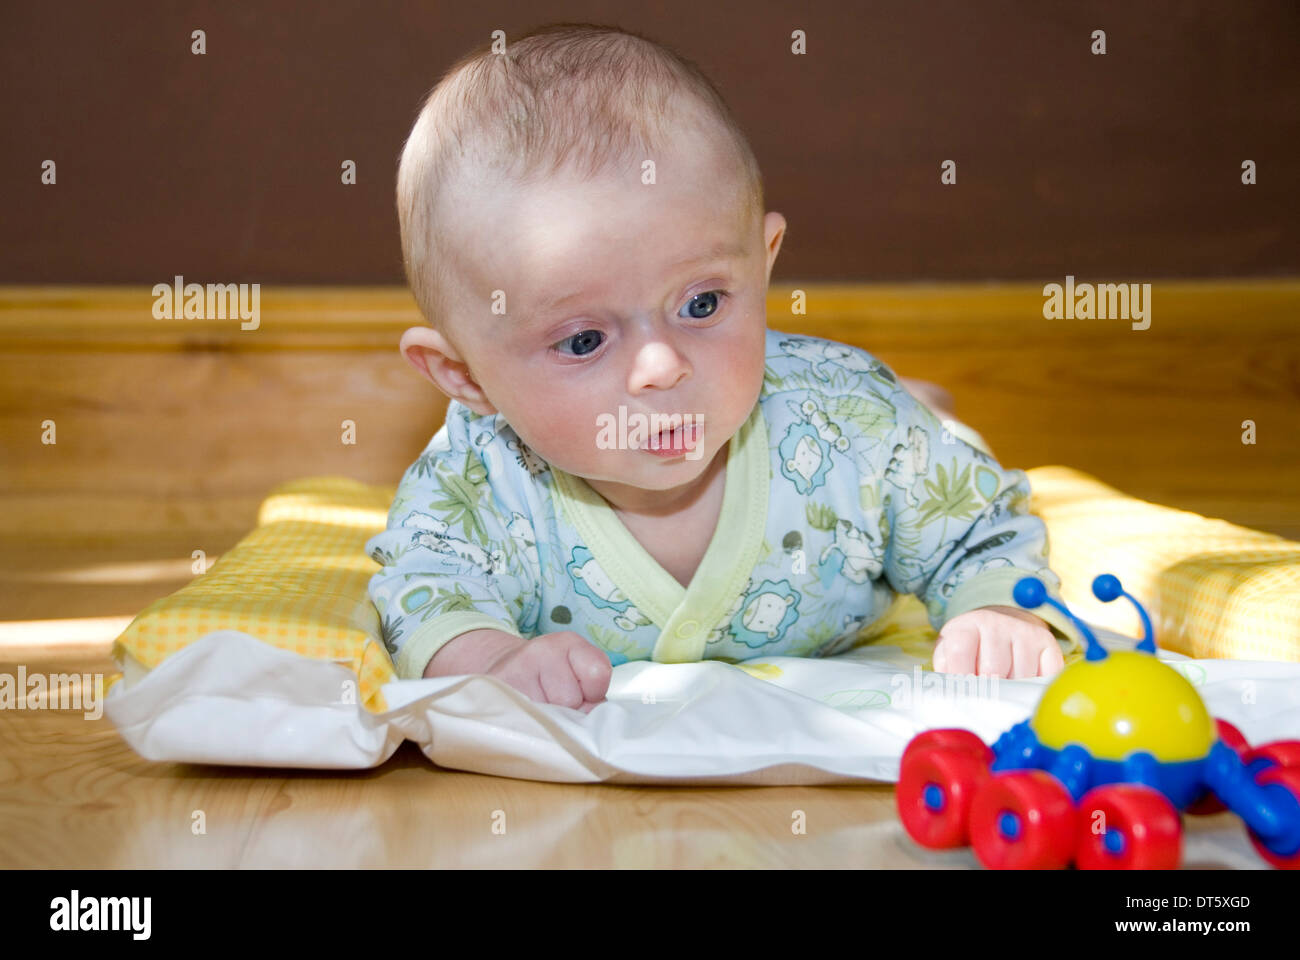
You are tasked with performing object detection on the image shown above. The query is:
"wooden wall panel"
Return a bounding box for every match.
[3,282,1296,544]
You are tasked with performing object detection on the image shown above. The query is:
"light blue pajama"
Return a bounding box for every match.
[365,327,1084,679]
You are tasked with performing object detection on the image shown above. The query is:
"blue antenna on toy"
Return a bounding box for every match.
[1090,574,1156,654]
[1012,576,1107,661]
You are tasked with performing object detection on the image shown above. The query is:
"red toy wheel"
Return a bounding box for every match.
[898,747,990,849]
[1244,740,1300,771]
[968,771,1077,869]
[1075,784,1182,869]
[1247,765,1300,869]
[902,728,994,768]
[1187,718,1251,815]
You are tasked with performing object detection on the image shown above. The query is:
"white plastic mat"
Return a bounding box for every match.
[102,623,1300,784]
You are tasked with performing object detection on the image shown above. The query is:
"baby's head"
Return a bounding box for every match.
[396,23,786,505]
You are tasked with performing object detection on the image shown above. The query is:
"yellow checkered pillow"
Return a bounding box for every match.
[112,476,399,713]
[1027,466,1300,662]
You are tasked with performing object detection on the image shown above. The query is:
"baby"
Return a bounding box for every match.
[366,23,1084,713]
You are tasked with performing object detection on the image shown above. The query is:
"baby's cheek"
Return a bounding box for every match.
[505,406,588,467]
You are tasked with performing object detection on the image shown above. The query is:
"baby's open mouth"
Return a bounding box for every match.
[643,417,703,454]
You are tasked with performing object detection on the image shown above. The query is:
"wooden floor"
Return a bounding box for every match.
[0,684,1270,869]
[0,579,1283,869]
[2,281,1296,868]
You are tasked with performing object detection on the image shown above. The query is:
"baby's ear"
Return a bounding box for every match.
[762,211,787,281]
[456,392,500,417]
[397,326,498,415]
[397,326,446,382]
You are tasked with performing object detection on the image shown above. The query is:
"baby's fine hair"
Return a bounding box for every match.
[396,21,766,334]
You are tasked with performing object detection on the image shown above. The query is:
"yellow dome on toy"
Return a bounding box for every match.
[1030,651,1216,763]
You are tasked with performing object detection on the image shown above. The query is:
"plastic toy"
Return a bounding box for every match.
[896,574,1300,869]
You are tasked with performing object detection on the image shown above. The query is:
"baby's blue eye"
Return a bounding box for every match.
[680,291,725,320]
[558,330,604,357]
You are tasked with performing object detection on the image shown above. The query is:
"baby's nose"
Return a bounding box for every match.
[629,340,690,391]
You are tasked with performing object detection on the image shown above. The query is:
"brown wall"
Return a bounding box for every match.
[2,0,1297,285]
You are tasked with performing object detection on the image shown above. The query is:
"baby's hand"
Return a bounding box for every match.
[932,605,1065,679]
[483,630,612,713]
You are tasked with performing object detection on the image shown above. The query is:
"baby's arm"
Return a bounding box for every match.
[424,628,525,677]
[874,381,1083,676]
[424,627,610,713]
[365,402,610,710]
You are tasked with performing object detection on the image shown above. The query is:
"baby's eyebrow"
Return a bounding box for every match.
[664,239,748,273]
[527,240,747,320]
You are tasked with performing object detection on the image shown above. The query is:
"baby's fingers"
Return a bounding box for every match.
[537,657,586,709]
[567,640,612,706]
[933,628,978,674]
[975,633,1012,678]
[1010,632,1048,679]
[1038,638,1066,678]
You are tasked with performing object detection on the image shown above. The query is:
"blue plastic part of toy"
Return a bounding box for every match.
[1012,577,1047,607]
[1012,576,1108,660]
[1202,741,1300,857]
[1103,828,1125,855]
[923,784,945,812]
[999,811,1021,840]
[1092,574,1157,653]
[1253,783,1300,858]
[991,719,1043,773]
[1123,751,1162,790]
[1246,756,1276,780]
[1091,574,1123,602]
[1049,744,1091,799]
[1013,572,1162,659]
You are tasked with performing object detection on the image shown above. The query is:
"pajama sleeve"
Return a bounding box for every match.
[364,402,542,679]
[875,382,1085,655]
